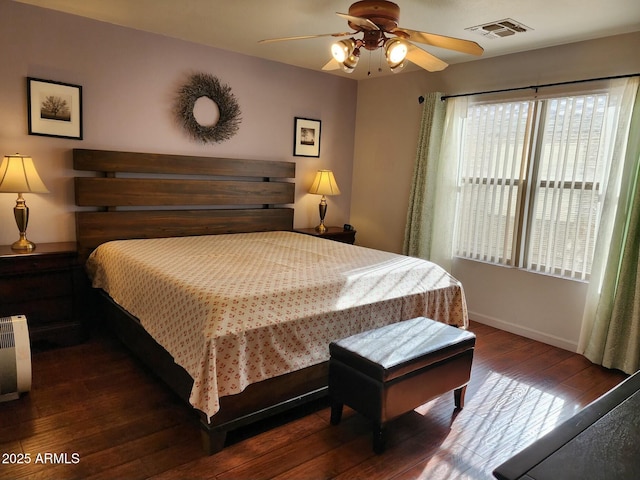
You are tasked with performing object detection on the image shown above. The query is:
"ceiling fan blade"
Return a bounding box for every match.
[259,32,353,43]
[406,44,448,72]
[322,58,341,71]
[394,28,484,56]
[336,12,380,31]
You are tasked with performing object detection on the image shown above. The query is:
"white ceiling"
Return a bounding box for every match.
[14,0,640,80]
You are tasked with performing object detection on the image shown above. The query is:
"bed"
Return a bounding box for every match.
[74,148,468,454]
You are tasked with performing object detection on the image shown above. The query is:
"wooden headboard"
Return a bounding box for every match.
[74,149,295,259]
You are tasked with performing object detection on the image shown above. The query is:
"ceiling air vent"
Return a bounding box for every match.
[465,18,532,39]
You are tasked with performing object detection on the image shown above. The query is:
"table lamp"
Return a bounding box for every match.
[308,169,340,233]
[0,154,49,251]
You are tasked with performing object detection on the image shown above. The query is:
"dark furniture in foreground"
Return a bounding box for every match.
[493,370,639,480]
[329,317,476,453]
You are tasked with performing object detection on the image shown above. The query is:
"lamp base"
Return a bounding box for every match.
[315,223,327,234]
[315,196,328,234]
[11,234,36,252]
[11,196,36,251]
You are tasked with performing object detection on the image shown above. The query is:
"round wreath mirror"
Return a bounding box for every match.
[175,73,241,143]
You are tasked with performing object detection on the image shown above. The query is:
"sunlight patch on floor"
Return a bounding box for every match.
[412,370,574,475]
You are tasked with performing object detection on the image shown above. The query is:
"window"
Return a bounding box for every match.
[453,86,629,280]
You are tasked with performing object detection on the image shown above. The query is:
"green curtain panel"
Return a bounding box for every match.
[403,94,466,273]
[403,92,445,260]
[582,79,640,374]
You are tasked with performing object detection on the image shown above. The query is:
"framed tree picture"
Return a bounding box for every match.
[293,117,321,157]
[27,77,83,140]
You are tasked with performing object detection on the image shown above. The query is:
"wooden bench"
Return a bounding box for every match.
[329,317,476,453]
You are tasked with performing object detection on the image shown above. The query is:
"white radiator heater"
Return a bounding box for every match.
[0,315,32,402]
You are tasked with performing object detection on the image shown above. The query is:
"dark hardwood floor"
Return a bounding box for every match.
[0,321,627,480]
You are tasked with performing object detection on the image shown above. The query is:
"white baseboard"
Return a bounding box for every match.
[469,311,579,352]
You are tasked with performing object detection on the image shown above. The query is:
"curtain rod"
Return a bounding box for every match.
[439,72,640,101]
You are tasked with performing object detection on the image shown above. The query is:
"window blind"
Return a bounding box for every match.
[455,101,531,265]
[526,94,616,279]
[453,85,629,280]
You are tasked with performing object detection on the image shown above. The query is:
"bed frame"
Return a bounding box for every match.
[74,148,329,454]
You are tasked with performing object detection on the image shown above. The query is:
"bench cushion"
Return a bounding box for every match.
[329,317,476,382]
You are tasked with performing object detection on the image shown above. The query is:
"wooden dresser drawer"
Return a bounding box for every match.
[0,253,76,275]
[0,270,74,302]
[0,295,73,326]
[0,242,87,349]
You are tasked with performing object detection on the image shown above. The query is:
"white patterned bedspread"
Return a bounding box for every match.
[86,231,468,420]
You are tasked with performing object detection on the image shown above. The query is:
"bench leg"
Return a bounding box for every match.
[373,423,386,454]
[454,385,467,408]
[330,402,343,425]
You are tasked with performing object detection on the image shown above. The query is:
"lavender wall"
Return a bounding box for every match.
[0,0,357,245]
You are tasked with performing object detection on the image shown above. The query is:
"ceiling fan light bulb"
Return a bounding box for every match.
[331,43,347,62]
[331,39,355,63]
[385,38,408,67]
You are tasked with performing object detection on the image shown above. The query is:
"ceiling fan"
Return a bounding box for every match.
[259,0,484,74]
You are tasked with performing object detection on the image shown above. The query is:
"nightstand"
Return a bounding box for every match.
[294,227,356,245]
[0,242,88,349]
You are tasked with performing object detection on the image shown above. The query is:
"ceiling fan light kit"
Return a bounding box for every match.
[331,38,356,63]
[331,38,362,72]
[384,37,408,71]
[260,1,484,75]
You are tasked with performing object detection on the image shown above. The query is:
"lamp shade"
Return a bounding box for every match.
[308,170,340,196]
[0,154,49,194]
